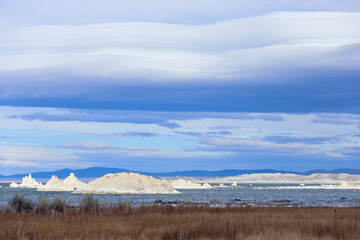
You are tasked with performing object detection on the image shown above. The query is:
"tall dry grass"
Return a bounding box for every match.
[1,202,359,240]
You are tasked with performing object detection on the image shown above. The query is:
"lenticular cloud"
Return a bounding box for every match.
[0,12,359,98]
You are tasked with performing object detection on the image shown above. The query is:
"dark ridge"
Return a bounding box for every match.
[1,167,360,180]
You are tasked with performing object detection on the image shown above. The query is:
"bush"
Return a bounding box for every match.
[8,193,34,213]
[51,196,65,212]
[210,198,221,206]
[81,194,99,212]
[37,197,51,213]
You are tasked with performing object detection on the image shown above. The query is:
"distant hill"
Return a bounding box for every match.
[152,169,301,177]
[1,167,360,180]
[1,167,129,179]
[302,168,360,175]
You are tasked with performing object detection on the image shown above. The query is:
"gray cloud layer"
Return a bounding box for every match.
[7,110,285,129]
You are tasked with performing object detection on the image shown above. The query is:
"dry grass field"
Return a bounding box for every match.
[1,200,360,240]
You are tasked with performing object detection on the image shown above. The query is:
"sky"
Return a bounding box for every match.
[0,0,359,174]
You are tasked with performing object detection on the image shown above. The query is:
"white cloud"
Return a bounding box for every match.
[57,141,195,158]
[1,0,359,29]
[196,136,346,158]
[0,12,359,97]
[0,145,79,167]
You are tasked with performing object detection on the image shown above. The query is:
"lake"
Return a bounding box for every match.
[1,182,360,207]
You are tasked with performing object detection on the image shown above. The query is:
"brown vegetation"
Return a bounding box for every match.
[0,195,359,239]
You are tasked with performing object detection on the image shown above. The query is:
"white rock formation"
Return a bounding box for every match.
[201,183,212,189]
[37,175,74,192]
[216,183,227,188]
[193,173,360,184]
[255,183,360,190]
[63,173,86,189]
[74,172,180,194]
[9,182,19,188]
[37,173,86,192]
[171,179,212,189]
[340,181,348,187]
[9,174,42,188]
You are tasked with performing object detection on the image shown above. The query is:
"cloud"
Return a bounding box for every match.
[0,142,37,147]
[0,12,359,100]
[159,122,181,129]
[0,2,359,114]
[57,142,121,150]
[175,130,232,137]
[210,125,268,132]
[0,145,79,167]
[0,160,38,167]
[2,78,359,113]
[312,113,360,125]
[0,136,22,139]
[1,0,359,29]
[56,141,186,158]
[93,132,160,138]
[263,135,339,144]
[206,131,232,135]
[7,110,183,129]
[192,136,345,158]
[57,142,157,151]
[175,131,204,137]
[1,105,360,172]
[121,132,159,137]
[7,110,286,128]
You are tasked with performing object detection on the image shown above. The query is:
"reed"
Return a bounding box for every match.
[1,202,359,239]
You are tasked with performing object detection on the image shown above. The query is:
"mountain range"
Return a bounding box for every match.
[1,167,360,180]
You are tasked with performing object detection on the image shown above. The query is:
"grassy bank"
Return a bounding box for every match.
[0,195,359,239]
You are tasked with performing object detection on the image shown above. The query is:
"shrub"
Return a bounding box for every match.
[51,196,65,212]
[210,198,221,206]
[37,197,51,213]
[81,194,99,212]
[8,193,34,213]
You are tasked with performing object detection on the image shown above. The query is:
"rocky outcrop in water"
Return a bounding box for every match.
[74,172,180,194]
[171,179,212,189]
[9,174,42,188]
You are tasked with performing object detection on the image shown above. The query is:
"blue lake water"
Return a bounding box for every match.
[1,182,360,207]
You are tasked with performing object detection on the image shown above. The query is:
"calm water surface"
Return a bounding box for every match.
[1,183,360,207]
